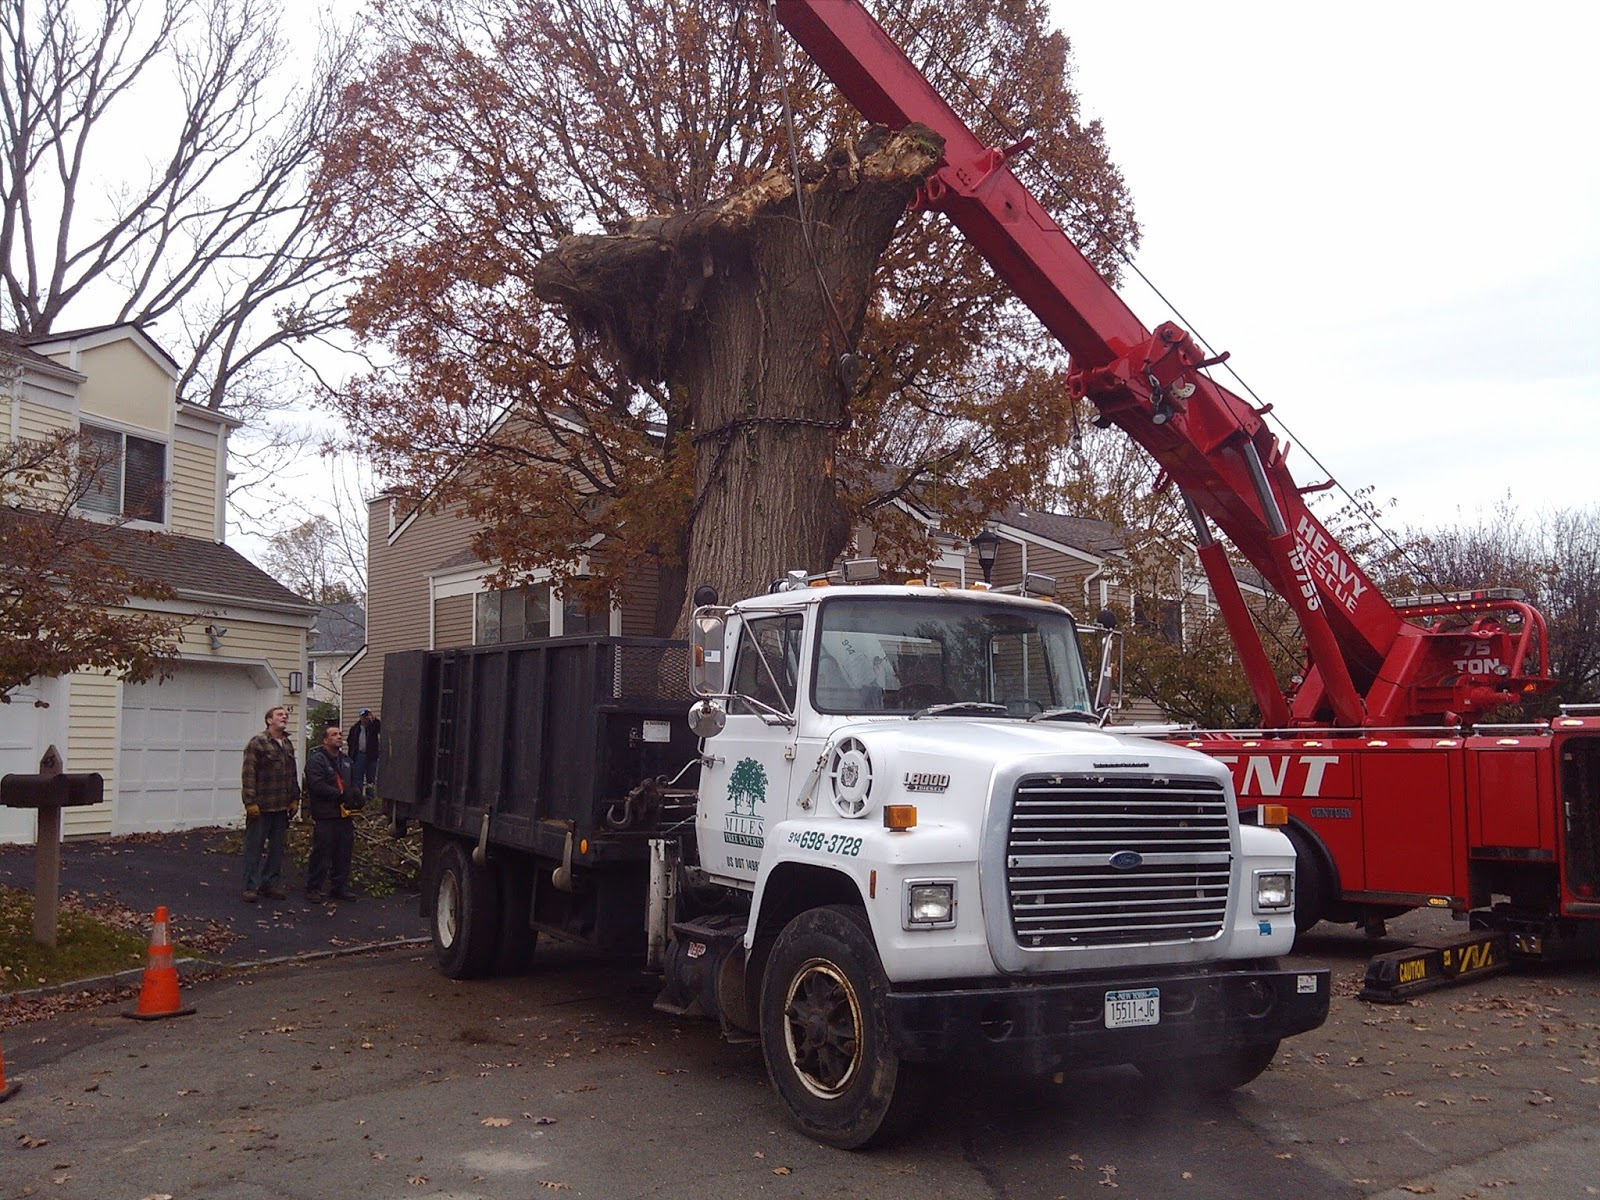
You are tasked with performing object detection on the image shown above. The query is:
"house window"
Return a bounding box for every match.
[1134,595,1184,645]
[306,659,318,689]
[475,585,552,645]
[562,590,609,636]
[78,422,167,523]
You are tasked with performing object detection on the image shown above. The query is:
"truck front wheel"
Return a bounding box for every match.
[1138,1039,1280,1095]
[759,905,923,1149]
[432,841,499,979]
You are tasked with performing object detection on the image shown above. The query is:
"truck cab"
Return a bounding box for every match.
[678,575,1328,1144]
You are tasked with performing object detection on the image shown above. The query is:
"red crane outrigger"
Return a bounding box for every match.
[774,0,1600,951]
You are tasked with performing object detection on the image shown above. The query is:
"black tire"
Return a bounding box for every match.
[491,860,539,976]
[1287,827,1330,935]
[759,905,923,1149]
[432,840,499,979]
[1138,1039,1280,1095]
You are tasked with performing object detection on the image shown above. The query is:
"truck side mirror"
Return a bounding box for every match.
[690,606,729,696]
[1094,627,1123,715]
[688,699,727,738]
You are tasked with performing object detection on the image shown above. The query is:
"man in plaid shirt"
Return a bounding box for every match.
[240,705,300,902]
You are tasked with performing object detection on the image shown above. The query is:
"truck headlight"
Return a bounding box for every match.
[903,880,957,929]
[1254,870,1294,912]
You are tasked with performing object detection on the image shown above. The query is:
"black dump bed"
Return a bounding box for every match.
[380,637,699,864]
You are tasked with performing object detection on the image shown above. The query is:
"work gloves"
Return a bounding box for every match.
[245,803,261,819]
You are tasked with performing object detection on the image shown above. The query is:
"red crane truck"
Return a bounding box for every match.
[772,0,1600,961]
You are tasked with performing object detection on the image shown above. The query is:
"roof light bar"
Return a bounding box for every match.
[1392,587,1526,610]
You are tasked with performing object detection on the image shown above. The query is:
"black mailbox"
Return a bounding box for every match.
[0,772,104,809]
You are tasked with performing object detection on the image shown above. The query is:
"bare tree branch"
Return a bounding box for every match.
[0,0,353,417]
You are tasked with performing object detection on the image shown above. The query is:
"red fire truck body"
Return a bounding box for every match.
[774,0,1600,950]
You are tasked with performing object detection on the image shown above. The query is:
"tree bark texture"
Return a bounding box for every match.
[534,125,943,631]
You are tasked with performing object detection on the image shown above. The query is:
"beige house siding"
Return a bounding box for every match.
[63,671,119,837]
[71,340,171,435]
[170,431,219,539]
[16,393,73,441]
[8,392,76,507]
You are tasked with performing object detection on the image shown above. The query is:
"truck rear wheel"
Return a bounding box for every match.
[432,841,499,979]
[1138,1039,1280,1095]
[759,905,923,1149]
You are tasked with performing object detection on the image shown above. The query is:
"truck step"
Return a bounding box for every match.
[1358,929,1511,1004]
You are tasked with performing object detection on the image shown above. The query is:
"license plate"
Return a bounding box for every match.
[1104,987,1160,1029]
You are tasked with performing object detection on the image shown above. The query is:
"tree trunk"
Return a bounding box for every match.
[534,126,943,634]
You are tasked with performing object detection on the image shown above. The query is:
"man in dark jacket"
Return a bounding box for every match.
[304,722,358,903]
[240,705,299,903]
[347,708,381,795]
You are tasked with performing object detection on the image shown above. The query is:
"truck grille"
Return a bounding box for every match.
[1005,773,1231,948]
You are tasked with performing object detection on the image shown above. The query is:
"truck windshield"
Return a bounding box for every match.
[814,596,1093,717]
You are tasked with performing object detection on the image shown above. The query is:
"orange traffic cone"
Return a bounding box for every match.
[0,1033,18,1102]
[123,905,196,1021]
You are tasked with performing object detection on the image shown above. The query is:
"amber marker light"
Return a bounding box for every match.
[579,839,589,855]
[1259,804,1289,827]
[883,804,918,831]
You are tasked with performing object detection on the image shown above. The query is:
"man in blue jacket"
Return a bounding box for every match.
[304,722,359,903]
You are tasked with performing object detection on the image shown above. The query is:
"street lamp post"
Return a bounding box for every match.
[973,529,1001,585]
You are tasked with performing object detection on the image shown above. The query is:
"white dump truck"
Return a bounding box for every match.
[382,566,1329,1147]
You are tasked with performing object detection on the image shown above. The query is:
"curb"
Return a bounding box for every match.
[0,937,430,1010]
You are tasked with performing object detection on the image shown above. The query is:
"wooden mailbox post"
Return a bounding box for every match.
[1,746,104,947]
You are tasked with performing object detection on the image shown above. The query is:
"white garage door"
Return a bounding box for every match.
[118,663,271,833]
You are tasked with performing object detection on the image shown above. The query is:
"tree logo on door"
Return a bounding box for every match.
[724,756,768,850]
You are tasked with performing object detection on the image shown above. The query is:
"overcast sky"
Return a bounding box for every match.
[1047,1,1598,532]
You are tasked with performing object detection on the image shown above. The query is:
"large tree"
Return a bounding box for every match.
[1,0,349,415]
[315,0,1137,632]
